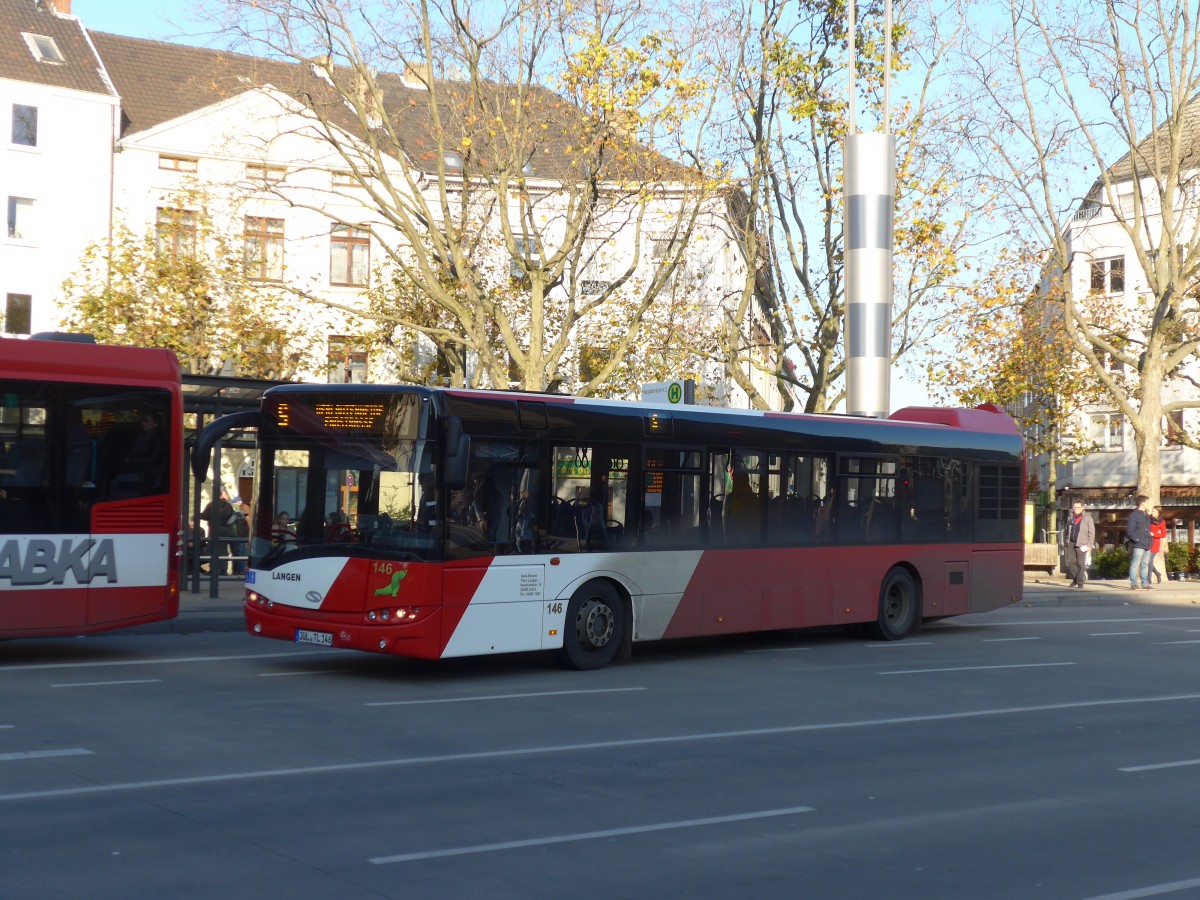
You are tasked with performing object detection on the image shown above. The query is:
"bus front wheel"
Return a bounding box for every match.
[555,581,625,670]
[870,567,918,641]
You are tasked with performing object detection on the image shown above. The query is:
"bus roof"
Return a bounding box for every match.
[0,336,181,387]
[261,384,1022,460]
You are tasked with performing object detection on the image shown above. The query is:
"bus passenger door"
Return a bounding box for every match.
[441,562,546,657]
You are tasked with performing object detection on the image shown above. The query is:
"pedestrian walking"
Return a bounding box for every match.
[1061,501,1095,589]
[1126,495,1154,590]
[1149,506,1168,584]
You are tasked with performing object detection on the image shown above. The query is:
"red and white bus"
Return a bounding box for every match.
[194,386,1024,668]
[0,335,182,638]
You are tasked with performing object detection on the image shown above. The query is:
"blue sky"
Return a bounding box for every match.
[73,0,210,43]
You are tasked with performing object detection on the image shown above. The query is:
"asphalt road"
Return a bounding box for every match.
[3,600,1200,899]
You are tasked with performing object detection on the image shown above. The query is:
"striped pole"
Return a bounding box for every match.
[844,131,895,418]
[843,0,895,419]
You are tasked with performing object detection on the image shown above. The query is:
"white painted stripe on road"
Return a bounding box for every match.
[0,748,92,762]
[4,692,1200,803]
[983,637,1042,642]
[258,670,350,678]
[1156,640,1200,645]
[1119,758,1200,773]
[51,679,162,688]
[864,642,933,648]
[0,651,345,672]
[369,805,817,864]
[0,725,12,729]
[879,662,1076,676]
[1088,632,1142,636]
[744,647,811,654]
[965,617,1200,626]
[366,687,646,707]
[1085,876,1200,899]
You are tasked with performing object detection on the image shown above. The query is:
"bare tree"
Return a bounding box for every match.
[703,0,975,412]
[204,0,724,393]
[953,0,1200,504]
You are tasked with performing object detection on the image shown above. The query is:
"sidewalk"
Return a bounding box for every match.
[127,577,249,635]
[1020,573,1200,608]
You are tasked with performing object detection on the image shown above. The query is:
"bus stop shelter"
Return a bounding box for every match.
[182,374,284,599]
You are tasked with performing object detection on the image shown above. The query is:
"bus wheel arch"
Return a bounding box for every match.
[870,565,920,641]
[554,578,629,670]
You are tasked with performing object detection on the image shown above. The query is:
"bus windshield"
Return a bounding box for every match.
[252,391,440,564]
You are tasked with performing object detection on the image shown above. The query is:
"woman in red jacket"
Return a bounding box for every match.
[1149,506,1168,584]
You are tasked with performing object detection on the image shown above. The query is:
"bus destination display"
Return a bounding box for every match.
[311,402,385,431]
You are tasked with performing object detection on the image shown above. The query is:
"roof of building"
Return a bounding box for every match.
[1106,98,1200,183]
[84,30,684,183]
[0,0,112,97]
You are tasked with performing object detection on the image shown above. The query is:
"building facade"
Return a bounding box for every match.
[1,0,791,411]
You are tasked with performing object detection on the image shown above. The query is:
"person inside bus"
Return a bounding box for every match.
[724,468,759,541]
[124,410,167,494]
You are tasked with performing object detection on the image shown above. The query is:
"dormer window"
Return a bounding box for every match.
[159,155,198,173]
[22,33,64,65]
[444,151,463,171]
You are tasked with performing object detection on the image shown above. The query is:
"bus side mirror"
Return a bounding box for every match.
[443,416,470,490]
[192,410,260,481]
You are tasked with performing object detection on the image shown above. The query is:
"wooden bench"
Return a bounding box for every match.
[1024,542,1060,576]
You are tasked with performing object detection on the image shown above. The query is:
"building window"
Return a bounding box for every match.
[1090,256,1125,294]
[510,235,541,281]
[21,33,64,64]
[332,170,361,188]
[4,294,32,335]
[328,337,368,383]
[159,155,198,172]
[1089,412,1124,452]
[1164,410,1186,448]
[11,104,37,147]
[443,151,464,171]
[245,163,286,187]
[243,217,284,281]
[155,208,197,261]
[6,197,33,240]
[330,224,370,286]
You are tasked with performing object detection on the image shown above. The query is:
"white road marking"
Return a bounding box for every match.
[369,805,817,864]
[744,647,811,653]
[1119,759,1200,773]
[864,642,933,648]
[0,748,92,762]
[258,670,350,678]
[983,637,1042,642]
[879,662,1076,676]
[51,679,162,688]
[366,687,646,707]
[970,617,1200,626]
[0,651,344,672]
[0,725,12,730]
[4,691,1200,803]
[1085,876,1200,899]
[1088,632,1142,636]
[1156,640,1200,645]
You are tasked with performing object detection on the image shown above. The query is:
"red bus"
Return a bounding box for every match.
[0,335,182,638]
[194,386,1024,668]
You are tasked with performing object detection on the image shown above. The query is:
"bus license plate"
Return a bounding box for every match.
[295,629,333,647]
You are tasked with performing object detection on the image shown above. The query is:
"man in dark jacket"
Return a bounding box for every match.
[1061,501,1096,588]
[1126,494,1153,590]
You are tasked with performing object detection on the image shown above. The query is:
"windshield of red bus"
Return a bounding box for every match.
[251,392,440,564]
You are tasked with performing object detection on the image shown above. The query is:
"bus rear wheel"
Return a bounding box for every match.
[555,581,625,670]
[869,567,918,641]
